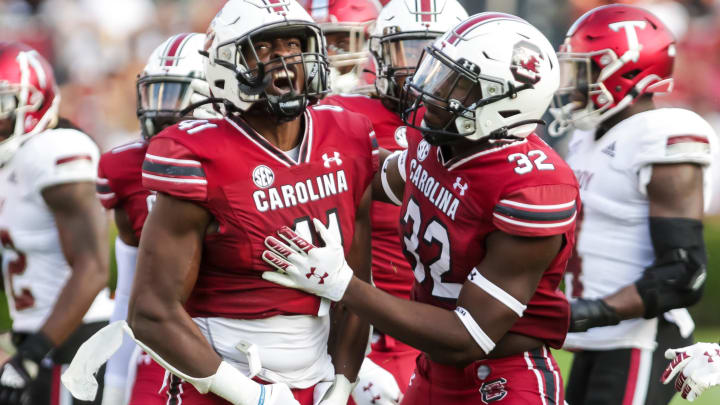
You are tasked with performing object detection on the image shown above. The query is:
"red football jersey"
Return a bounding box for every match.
[97,140,152,240]
[321,94,415,300]
[400,130,579,349]
[142,107,378,319]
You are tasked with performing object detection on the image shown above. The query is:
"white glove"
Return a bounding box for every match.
[262,218,353,302]
[318,374,355,405]
[352,358,402,405]
[662,342,720,402]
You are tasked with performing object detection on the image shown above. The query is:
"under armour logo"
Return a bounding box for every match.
[363,383,373,392]
[322,152,342,168]
[306,267,329,284]
[453,177,468,196]
[704,351,717,363]
[459,58,480,74]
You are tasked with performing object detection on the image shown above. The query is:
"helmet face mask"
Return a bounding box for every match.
[205,1,330,123]
[402,48,486,145]
[372,30,437,107]
[402,13,560,146]
[228,24,328,121]
[0,42,60,165]
[0,90,19,139]
[137,75,198,139]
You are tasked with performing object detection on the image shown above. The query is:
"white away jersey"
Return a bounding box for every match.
[0,128,113,333]
[563,108,716,350]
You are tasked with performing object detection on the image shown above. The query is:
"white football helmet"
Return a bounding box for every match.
[137,33,219,139]
[403,13,560,145]
[370,0,468,110]
[204,0,329,121]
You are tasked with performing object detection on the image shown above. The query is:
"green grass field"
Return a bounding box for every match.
[552,327,720,405]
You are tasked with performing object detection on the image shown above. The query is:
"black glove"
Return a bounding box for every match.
[569,298,621,333]
[0,332,54,405]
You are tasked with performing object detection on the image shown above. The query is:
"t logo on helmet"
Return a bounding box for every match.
[608,20,646,63]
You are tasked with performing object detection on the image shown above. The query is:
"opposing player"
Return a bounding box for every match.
[549,5,715,405]
[0,42,112,405]
[662,342,720,402]
[96,33,218,405]
[319,0,468,402]
[262,13,578,405]
[121,1,375,404]
[304,0,381,94]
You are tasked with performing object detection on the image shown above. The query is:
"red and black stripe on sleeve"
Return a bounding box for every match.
[141,138,208,202]
[493,184,578,237]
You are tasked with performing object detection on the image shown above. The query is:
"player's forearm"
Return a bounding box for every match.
[343,277,479,365]
[128,294,222,377]
[41,255,109,345]
[602,284,645,319]
[329,303,368,381]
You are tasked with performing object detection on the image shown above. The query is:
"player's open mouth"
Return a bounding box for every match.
[271,70,296,92]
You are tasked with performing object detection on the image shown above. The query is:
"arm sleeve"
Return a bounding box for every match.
[96,156,119,209]
[27,129,100,192]
[142,137,208,202]
[492,184,579,237]
[103,238,139,393]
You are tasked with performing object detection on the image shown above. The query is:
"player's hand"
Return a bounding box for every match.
[352,358,402,405]
[0,354,37,405]
[262,218,353,302]
[661,342,720,402]
[568,298,620,332]
[0,332,52,405]
[262,383,301,405]
[318,374,355,405]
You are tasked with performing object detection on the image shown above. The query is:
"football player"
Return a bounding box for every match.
[262,13,578,405]
[304,0,381,95]
[96,33,218,405]
[319,0,468,403]
[662,342,720,402]
[123,1,376,404]
[549,5,716,405]
[0,42,112,405]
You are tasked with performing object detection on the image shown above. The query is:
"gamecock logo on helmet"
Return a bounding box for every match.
[510,40,543,85]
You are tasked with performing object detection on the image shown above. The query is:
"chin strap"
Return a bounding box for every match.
[488,119,546,140]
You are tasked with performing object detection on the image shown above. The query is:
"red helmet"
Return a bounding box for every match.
[304,0,380,24]
[0,41,60,165]
[550,5,675,134]
[303,0,381,94]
